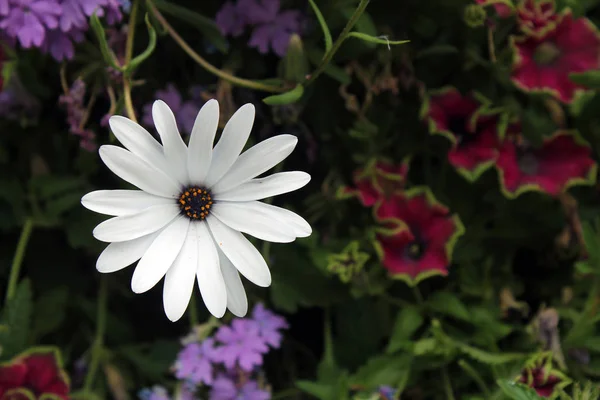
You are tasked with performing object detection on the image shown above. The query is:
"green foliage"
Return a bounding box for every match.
[0,280,32,359]
[497,380,545,400]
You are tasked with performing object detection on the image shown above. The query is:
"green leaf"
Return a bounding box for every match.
[118,340,179,381]
[0,280,33,359]
[296,381,333,400]
[352,353,412,389]
[89,13,121,70]
[262,85,304,105]
[307,48,351,85]
[348,32,409,47]
[153,0,228,53]
[457,342,526,365]
[497,380,545,400]
[581,220,600,263]
[31,287,69,340]
[308,0,332,53]
[427,292,471,321]
[125,14,157,74]
[570,70,600,89]
[387,306,424,353]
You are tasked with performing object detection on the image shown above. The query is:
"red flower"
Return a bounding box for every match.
[511,11,600,103]
[518,358,568,397]
[495,130,597,198]
[423,87,502,181]
[475,0,513,18]
[374,188,464,284]
[338,159,409,207]
[0,348,70,400]
[517,0,560,35]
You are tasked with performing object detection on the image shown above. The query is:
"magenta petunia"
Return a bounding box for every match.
[495,130,597,198]
[516,0,559,35]
[475,0,513,18]
[374,188,464,284]
[511,11,600,103]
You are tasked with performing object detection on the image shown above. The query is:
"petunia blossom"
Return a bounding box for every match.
[495,130,597,198]
[516,0,560,35]
[475,0,513,18]
[374,188,464,285]
[510,11,600,103]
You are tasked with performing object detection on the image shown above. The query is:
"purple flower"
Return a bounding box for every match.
[40,27,84,60]
[142,84,203,135]
[209,375,270,400]
[139,386,170,400]
[379,385,397,399]
[0,75,40,122]
[0,0,61,48]
[215,1,246,36]
[248,9,301,57]
[214,319,269,371]
[59,78,96,151]
[174,338,218,386]
[237,0,278,24]
[251,303,288,348]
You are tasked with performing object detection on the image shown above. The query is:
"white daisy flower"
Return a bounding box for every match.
[81,99,311,321]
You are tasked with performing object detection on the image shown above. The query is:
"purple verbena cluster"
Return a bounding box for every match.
[215,0,303,57]
[0,0,124,61]
[58,78,96,151]
[141,83,206,136]
[170,303,288,400]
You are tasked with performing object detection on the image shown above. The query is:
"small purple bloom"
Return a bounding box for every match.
[237,0,278,25]
[379,385,397,399]
[248,9,301,57]
[251,303,288,348]
[209,375,270,400]
[215,1,246,36]
[59,78,97,151]
[0,0,61,48]
[138,386,170,400]
[174,338,218,386]
[214,319,269,371]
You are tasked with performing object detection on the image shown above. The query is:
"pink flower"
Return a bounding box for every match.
[516,0,559,35]
[511,11,600,103]
[475,0,513,18]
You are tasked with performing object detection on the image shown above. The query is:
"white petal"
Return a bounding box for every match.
[108,116,168,169]
[96,231,160,273]
[218,249,248,317]
[206,216,271,287]
[163,223,198,322]
[131,216,189,294]
[99,145,181,198]
[249,201,312,237]
[187,99,219,185]
[195,222,227,318]
[82,190,174,216]
[204,104,255,188]
[210,135,298,193]
[213,171,311,201]
[211,202,296,243]
[152,100,189,184]
[93,204,179,242]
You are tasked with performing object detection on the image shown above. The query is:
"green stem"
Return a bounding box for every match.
[442,367,456,400]
[5,218,34,304]
[272,388,301,399]
[146,0,283,93]
[305,0,370,86]
[123,0,140,122]
[412,286,425,306]
[84,276,109,393]
[188,291,198,328]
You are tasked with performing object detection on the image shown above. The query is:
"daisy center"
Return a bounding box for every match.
[178,187,213,220]
[534,42,561,66]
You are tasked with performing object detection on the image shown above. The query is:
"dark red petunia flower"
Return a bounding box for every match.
[495,130,597,198]
[517,0,560,35]
[475,0,513,18]
[338,159,410,207]
[0,348,70,400]
[423,87,503,181]
[511,11,600,103]
[374,188,464,284]
[518,359,568,397]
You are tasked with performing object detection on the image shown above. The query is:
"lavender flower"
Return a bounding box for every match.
[209,375,270,400]
[214,319,269,371]
[173,338,218,386]
[251,303,288,348]
[59,78,96,151]
[215,1,246,36]
[248,9,301,57]
[0,0,61,48]
[379,385,397,399]
[237,0,278,24]
[141,84,203,135]
[139,386,171,400]
[0,75,40,123]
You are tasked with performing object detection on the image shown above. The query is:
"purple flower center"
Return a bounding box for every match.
[447,116,475,146]
[533,41,561,66]
[518,152,539,175]
[403,232,426,261]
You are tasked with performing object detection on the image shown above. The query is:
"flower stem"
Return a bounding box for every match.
[145,0,284,93]
[305,0,370,86]
[123,0,140,122]
[188,292,199,328]
[5,218,34,304]
[442,367,456,400]
[83,276,108,394]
